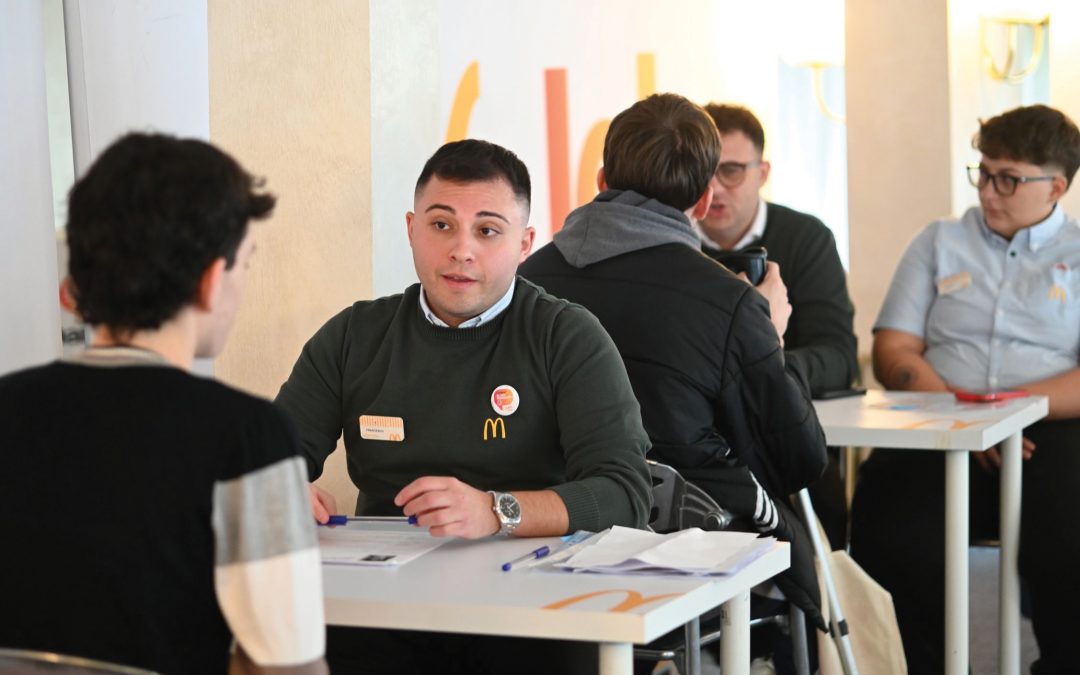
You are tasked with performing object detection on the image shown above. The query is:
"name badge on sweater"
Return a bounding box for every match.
[359,415,405,442]
[937,272,971,296]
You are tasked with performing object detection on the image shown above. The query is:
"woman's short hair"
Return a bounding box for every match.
[975,105,1080,185]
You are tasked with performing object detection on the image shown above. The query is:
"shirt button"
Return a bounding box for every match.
[1010,251,1017,258]
[990,376,998,387]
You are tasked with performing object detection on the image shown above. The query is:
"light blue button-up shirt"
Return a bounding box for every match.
[419,278,516,329]
[875,205,1080,391]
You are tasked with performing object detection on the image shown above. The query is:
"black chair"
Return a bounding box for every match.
[633,460,816,675]
[0,648,158,674]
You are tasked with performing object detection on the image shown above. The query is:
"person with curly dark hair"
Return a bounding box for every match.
[0,133,327,675]
[852,105,1080,675]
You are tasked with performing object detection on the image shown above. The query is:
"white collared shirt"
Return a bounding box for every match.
[419,278,516,328]
[696,197,768,251]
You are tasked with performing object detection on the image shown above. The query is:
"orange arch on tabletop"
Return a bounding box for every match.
[901,418,990,431]
[543,589,683,612]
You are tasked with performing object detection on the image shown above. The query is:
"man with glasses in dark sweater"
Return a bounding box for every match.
[275,139,652,674]
[699,104,858,553]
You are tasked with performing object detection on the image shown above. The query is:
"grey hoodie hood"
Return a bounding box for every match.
[553,189,702,268]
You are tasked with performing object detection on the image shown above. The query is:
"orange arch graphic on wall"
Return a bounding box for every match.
[575,120,609,207]
[543,588,683,612]
[637,53,656,100]
[446,61,480,142]
[574,52,656,207]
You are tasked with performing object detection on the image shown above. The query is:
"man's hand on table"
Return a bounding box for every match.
[308,483,338,525]
[395,476,500,538]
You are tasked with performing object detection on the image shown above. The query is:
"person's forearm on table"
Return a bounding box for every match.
[873,329,949,392]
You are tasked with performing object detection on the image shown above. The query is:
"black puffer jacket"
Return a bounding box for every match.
[520,189,828,626]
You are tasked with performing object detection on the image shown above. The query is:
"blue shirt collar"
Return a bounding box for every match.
[419,278,516,328]
[1026,203,1065,251]
[979,203,1064,251]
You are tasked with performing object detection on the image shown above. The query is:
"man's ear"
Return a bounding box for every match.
[1050,175,1069,202]
[195,258,227,312]
[405,211,415,247]
[518,226,536,262]
[59,276,79,316]
[596,167,607,192]
[758,160,772,187]
[689,184,714,221]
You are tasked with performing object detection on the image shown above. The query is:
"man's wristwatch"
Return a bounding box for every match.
[488,491,522,536]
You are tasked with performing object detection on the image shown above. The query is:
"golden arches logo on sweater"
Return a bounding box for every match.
[483,417,506,441]
[490,385,520,416]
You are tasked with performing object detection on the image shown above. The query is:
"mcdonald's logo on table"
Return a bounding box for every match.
[483,417,506,440]
[543,589,683,612]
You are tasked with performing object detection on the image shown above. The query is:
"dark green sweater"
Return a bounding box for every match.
[275,279,652,532]
[705,202,858,396]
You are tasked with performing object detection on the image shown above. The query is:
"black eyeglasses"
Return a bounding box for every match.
[714,160,762,188]
[966,164,1056,197]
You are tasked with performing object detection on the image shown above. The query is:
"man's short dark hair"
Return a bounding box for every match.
[602,93,721,211]
[704,103,766,156]
[415,139,531,214]
[974,105,1080,186]
[67,132,275,333]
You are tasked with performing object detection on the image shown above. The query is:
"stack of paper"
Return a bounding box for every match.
[319,525,448,566]
[556,526,774,576]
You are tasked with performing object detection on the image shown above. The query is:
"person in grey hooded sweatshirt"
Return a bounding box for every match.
[519,93,828,666]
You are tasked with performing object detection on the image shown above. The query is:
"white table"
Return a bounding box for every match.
[813,390,1048,675]
[322,521,790,675]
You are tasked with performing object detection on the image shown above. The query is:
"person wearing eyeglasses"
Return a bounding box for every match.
[699,104,858,558]
[697,104,858,400]
[851,104,1080,675]
[519,94,829,672]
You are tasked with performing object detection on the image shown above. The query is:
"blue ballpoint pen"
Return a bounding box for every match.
[501,545,551,571]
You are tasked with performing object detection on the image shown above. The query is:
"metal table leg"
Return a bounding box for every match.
[999,432,1023,675]
[720,590,750,675]
[944,450,969,675]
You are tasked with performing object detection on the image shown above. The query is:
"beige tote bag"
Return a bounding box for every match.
[815,544,908,675]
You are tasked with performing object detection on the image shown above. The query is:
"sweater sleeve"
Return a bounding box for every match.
[544,305,653,532]
[212,409,325,669]
[723,288,828,496]
[771,214,859,396]
[275,308,352,481]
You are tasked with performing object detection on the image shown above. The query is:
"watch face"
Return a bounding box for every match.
[498,494,521,520]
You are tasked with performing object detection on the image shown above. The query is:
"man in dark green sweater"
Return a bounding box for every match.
[275,139,652,675]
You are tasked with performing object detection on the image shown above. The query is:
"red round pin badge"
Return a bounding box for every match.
[491,385,520,416]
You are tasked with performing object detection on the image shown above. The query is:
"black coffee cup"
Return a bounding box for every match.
[712,245,768,285]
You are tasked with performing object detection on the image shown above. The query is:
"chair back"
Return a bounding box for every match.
[0,648,158,674]
[647,460,735,533]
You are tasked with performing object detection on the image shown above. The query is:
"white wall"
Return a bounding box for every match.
[62,0,211,370]
[369,0,441,297]
[63,0,210,174]
[0,2,63,376]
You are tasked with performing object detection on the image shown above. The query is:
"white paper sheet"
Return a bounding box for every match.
[319,526,448,566]
[557,526,774,576]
